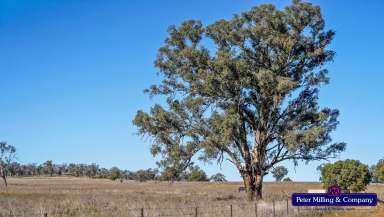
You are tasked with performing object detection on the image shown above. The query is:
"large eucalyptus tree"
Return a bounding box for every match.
[134,0,345,200]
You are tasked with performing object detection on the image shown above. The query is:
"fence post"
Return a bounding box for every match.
[286,199,289,216]
[273,200,276,217]
[140,208,144,217]
[230,204,233,217]
[195,207,198,217]
[255,202,258,217]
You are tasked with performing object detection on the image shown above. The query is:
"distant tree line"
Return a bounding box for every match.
[1,141,228,185]
[3,160,159,181]
[3,159,226,183]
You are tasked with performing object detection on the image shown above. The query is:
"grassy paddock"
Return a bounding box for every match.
[0,177,382,217]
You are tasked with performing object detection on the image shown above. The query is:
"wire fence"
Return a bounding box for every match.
[2,199,377,217]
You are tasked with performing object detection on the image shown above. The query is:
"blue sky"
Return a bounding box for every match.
[0,0,383,181]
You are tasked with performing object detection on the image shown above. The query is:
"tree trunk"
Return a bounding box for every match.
[2,175,7,187]
[0,166,7,187]
[255,173,263,200]
[242,170,256,201]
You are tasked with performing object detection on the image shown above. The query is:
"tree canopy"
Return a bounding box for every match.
[134,0,345,200]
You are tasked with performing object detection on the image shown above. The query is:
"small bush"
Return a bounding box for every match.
[319,159,371,192]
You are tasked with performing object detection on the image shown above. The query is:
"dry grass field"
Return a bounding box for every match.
[0,177,382,217]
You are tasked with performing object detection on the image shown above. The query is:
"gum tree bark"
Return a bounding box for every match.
[0,166,7,187]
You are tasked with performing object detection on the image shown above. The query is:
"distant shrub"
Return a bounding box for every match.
[134,168,158,182]
[282,177,292,182]
[319,159,371,192]
[371,159,384,183]
[186,166,208,181]
[215,194,235,201]
[109,167,121,181]
[210,173,227,182]
[159,167,180,181]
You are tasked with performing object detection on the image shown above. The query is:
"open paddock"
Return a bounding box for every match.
[0,177,382,217]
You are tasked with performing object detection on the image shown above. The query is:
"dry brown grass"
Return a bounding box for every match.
[0,177,382,217]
